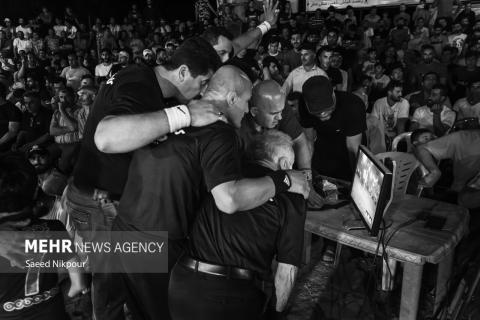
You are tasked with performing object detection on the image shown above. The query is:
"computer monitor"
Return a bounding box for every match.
[351,145,393,236]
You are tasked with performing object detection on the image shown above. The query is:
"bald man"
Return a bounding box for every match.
[239,80,324,206]
[113,66,309,319]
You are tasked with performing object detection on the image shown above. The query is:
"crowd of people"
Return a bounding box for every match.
[0,0,479,319]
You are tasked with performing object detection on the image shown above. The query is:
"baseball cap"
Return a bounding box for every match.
[302,76,334,114]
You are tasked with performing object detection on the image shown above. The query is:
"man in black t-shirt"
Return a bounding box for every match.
[238,80,324,207]
[169,130,306,320]
[300,76,366,181]
[114,65,309,320]
[0,83,21,152]
[317,46,343,90]
[62,37,223,320]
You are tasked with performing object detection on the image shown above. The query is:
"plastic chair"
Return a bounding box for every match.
[392,132,413,153]
[451,117,480,132]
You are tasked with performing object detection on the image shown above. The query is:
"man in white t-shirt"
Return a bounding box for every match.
[60,53,91,91]
[372,80,410,138]
[411,84,456,136]
[94,49,113,84]
[453,80,480,123]
[12,31,32,58]
[15,18,32,36]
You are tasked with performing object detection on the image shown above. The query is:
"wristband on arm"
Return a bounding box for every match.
[266,170,291,194]
[257,21,272,35]
[164,105,191,133]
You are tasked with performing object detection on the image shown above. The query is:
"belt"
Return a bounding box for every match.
[2,287,59,312]
[178,255,255,281]
[74,183,120,201]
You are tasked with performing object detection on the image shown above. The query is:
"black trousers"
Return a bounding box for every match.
[112,218,186,320]
[168,263,266,320]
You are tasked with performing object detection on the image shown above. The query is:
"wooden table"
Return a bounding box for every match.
[304,195,469,320]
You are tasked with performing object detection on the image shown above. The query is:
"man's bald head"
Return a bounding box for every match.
[203,65,251,99]
[250,80,286,129]
[203,65,253,128]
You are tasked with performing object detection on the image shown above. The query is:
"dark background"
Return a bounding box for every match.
[0,0,201,22]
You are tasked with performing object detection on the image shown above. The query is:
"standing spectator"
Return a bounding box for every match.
[142,0,159,22]
[455,1,476,26]
[317,46,342,90]
[0,30,13,53]
[107,17,121,38]
[389,17,410,50]
[60,53,90,91]
[343,6,358,26]
[65,20,77,40]
[282,42,327,94]
[309,9,325,32]
[411,84,456,136]
[45,28,60,52]
[282,31,302,74]
[31,31,45,55]
[74,85,96,140]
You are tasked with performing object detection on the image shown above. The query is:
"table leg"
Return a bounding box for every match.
[434,252,454,314]
[399,263,424,320]
[303,231,312,264]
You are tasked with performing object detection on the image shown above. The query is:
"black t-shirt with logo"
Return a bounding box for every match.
[188,164,306,276]
[299,91,366,180]
[73,64,166,198]
[117,121,242,240]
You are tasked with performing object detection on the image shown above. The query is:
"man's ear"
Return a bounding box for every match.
[278,156,291,170]
[226,91,237,107]
[178,65,189,83]
[250,106,259,117]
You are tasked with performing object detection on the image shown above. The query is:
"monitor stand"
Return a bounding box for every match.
[343,218,366,231]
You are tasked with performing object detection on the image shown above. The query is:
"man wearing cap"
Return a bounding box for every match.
[239,80,324,206]
[300,76,366,180]
[282,42,328,95]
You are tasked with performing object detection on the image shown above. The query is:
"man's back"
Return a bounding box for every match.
[117,121,242,239]
[188,164,306,275]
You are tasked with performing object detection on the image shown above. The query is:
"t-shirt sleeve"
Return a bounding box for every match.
[106,81,162,116]
[278,104,303,140]
[343,95,367,136]
[275,194,306,266]
[398,100,410,119]
[282,72,293,95]
[200,126,243,191]
[411,108,422,123]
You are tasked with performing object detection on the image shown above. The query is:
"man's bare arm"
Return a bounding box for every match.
[275,262,297,312]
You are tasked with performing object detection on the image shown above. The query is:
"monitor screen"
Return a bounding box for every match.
[351,145,392,235]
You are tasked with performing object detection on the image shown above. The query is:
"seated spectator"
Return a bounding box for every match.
[95,48,113,84]
[49,87,80,174]
[362,48,377,78]
[389,17,410,50]
[0,83,21,152]
[60,53,91,91]
[12,91,52,152]
[372,80,410,141]
[410,45,448,89]
[411,84,456,136]
[453,79,480,123]
[430,24,448,58]
[13,31,32,59]
[108,50,130,77]
[416,129,480,208]
[408,72,443,116]
[450,51,480,102]
[448,22,468,55]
